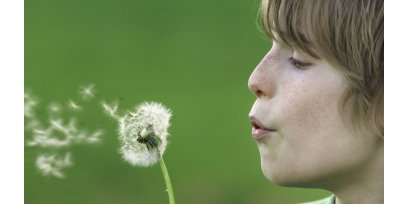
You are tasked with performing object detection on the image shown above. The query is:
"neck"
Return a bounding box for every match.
[331,144,384,204]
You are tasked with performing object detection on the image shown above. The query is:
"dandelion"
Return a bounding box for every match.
[68,100,82,111]
[117,101,175,204]
[118,102,172,166]
[79,84,96,100]
[35,152,73,178]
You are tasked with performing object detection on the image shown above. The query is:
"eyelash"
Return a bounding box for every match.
[288,57,311,69]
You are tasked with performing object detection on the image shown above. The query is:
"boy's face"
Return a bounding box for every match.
[248,43,380,187]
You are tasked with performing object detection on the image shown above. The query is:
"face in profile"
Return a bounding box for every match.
[248,42,382,188]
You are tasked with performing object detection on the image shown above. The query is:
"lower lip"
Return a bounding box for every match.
[251,128,274,139]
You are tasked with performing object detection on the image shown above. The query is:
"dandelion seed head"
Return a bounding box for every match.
[118,102,172,167]
[121,143,161,166]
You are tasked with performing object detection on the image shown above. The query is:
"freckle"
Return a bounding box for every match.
[259,55,278,71]
[268,55,279,64]
[258,61,267,71]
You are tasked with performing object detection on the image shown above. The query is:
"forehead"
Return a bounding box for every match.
[262,0,324,58]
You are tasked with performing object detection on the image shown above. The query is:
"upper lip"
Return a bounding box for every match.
[249,116,275,131]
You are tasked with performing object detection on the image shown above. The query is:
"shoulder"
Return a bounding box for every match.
[298,195,335,204]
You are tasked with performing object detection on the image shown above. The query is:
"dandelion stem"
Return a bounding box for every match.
[159,157,175,204]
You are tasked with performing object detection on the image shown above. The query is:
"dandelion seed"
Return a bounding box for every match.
[35,153,73,178]
[24,92,38,118]
[68,100,82,111]
[118,102,172,167]
[25,85,105,179]
[26,125,72,148]
[86,130,103,144]
[48,103,62,117]
[27,116,103,148]
[25,118,42,131]
[75,129,103,144]
[27,118,76,148]
[24,91,43,131]
[79,84,96,100]
[101,100,119,119]
[50,118,66,131]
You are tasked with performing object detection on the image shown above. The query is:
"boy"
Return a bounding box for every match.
[248,0,383,203]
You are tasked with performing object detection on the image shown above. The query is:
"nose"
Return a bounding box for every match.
[248,50,276,98]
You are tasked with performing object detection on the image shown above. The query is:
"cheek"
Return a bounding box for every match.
[277,66,347,135]
[285,91,340,135]
[275,78,348,170]
[280,94,378,187]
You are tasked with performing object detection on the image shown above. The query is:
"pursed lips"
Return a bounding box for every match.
[249,116,276,139]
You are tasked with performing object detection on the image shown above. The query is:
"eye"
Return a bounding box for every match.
[288,57,312,69]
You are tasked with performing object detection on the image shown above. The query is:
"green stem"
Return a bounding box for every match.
[159,157,175,204]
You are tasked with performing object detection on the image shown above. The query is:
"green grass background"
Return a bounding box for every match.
[25,0,330,203]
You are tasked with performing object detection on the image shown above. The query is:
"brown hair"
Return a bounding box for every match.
[260,0,384,138]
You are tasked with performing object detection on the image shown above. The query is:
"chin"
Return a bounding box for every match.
[261,159,287,185]
[260,158,317,188]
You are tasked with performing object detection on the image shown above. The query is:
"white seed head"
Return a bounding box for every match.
[118,102,172,167]
[140,124,154,138]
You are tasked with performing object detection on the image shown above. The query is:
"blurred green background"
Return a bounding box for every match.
[25,0,330,203]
